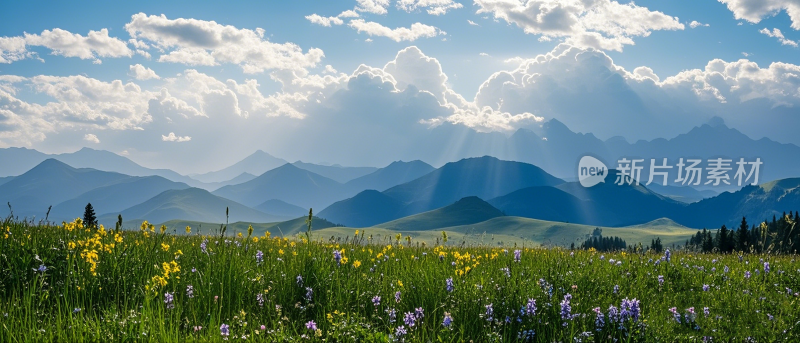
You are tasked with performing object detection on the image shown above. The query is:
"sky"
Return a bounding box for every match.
[1,0,799,174]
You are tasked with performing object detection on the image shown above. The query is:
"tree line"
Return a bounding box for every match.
[686,212,799,254]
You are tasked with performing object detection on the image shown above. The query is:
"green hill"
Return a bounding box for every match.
[159,216,338,237]
[373,196,504,231]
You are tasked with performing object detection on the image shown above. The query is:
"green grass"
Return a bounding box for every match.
[1,218,798,342]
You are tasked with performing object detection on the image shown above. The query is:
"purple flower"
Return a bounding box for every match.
[395,291,401,303]
[186,285,194,298]
[36,264,47,273]
[620,298,641,323]
[664,248,671,262]
[764,262,770,273]
[658,275,665,286]
[593,307,605,331]
[372,295,381,307]
[560,294,574,323]
[703,307,710,317]
[513,249,521,262]
[724,265,730,273]
[200,239,208,254]
[255,250,263,263]
[703,284,710,292]
[501,267,511,277]
[257,293,265,307]
[403,312,416,327]
[745,271,751,279]
[305,320,317,331]
[525,298,537,316]
[388,308,397,323]
[296,275,303,287]
[442,312,453,328]
[220,323,230,336]
[446,277,454,292]
[485,303,494,321]
[685,307,697,323]
[608,305,620,324]
[395,325,407,337]
[613,285,619,294]
[333,250,342,265]
[669,307,681,323]
[305,287,313,302]
[164,292,174,309]
[414,307,424,319]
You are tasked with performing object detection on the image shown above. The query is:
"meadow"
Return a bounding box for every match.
[1,218,799,342]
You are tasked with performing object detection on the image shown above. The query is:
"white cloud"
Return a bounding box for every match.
[83,133,100,143]
[305,14,344,27]
[396,0,464,15]
[124,13,324,73]
[718,0,800,30]
[348,19,446,42]
[1,28,131,64]
[689,21,709,28]
[356,0,390,14]
[474,0,684,51]
[338,10,361,18]
[479,52,490,56]
[468,20,480,26]
[128,64,161,80]
[759,27,798,47]
[162,132,191,142]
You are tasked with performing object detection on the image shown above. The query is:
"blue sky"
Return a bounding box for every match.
[1,0,799,173]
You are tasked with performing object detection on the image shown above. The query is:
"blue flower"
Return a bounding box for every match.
[442,312,453,328]
[513,250,521,262]
[395,325,407,337]
[220,323,230,336]
[372,295,381,307]
[446,277,454,292]
[403,312,416,327]
[485,303,494,321]
[255,250,263,263]
[305,320,317,331]
[525,298,537,316]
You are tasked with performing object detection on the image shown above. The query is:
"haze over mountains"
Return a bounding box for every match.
[1,119,799,237]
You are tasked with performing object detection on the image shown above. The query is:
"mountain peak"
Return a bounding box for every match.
[706,116,727,128]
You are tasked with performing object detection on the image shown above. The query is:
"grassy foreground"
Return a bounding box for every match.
[1,219,799,342]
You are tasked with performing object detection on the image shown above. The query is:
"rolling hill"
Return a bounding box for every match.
[160,216,338,237]
[104,188,281,225]
[255,199,308,220]
[373,196,504,231]
[318,190,407,227]
[487,186,589,223]
[0,159,131,218]
[49,176,190,222]
[212,163,344,209]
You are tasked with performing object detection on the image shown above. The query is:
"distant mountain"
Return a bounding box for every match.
[374,196,504,231]
[0,159,132,219]
[255,199,308,220]
[487,186,588,223]
[292,161,378,183]
[103,188,281,225]
[318,190,407,227]
[344,160,435,192]
[647,184,718,203]
[193,150,288,183]
[49,176,190,223]
[0,147,48,176]
[678,178,800,228]
[205,172,257,191]
[0,176,13,186]
[383,156,564,213]
[212,163,343,209]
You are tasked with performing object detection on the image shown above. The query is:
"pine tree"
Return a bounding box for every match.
[83,203,97,229]
[737,216,749,252]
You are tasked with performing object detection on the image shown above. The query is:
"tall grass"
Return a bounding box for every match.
[0,218,798,342]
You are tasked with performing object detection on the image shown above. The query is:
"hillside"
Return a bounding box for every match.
[318,190,407,227]
[373,196,504,231]
[159,216,337,237]
[255,199,308,220]
[344,160,435,192]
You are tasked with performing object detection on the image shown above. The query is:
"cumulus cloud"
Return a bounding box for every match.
[474,0,684,51]
[468,20,480,26]
[128,64,160,80]
[689,21,709,28]
[718,0,800,30]
[396,0,464,15]
[162,132,191,142]
[356,0,390,14]
[1,28,131,64]
[305,14,344,27]
[83,133,100,143]
[338,10,361,18]
[759,28,798,47]
[348,19,446,42]
[124,13,324,73]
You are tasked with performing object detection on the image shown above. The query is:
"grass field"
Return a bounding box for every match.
[1,218,798,342]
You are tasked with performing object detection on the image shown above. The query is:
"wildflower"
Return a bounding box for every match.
[608,305,620,325]
[164,292,174,309]
[703,307,710,317]
[305,287,313,302]
[36,264,47,273]
[220,323,230,336]
[560,294,574,324]
[395,291,401,303]
[764,262,770,273]
[501,267,511,277]
[186,285,194,298]
[593,307,604,331]
[669,307,681,323]
[525,298,537,316]
[333,250,342,265]
[296,275,304,287]
[442,312,453,328]
[767,314,774,321]
[685,307,697,323]
[658,275,665,286]
[73,308,81,314]
[194,326,202,331]
[353,260,362,268]
[724,265,730,273]
[613,285,619,294]
[395,325,407,337]
[620,298,641,323]
[388,308,397,323]
[485,303,494,322]
[664,248,671,262]
[404,312,416,327]
[260,325,265,331]
[257,293,265,307]
[414,307,424,319]
[185,226,191,234]
[200,239,208,254]
[372,295,381,307]
[305,321,317,331]
[256,250,263,264]
[703,284,710,292]
[513,249,521,262]
[446,277,454,292]
[745,271,751,279]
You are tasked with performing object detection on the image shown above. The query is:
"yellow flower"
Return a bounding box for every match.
[278,249,285,255]
[397,280,403,287]
[247,225,253,237]
[341,256,349,265]
[68,242,76,249]
[160,225,166,234]
[355,229,359,236]
[161,243,170,251]
[237,232,243,238]
[395,233,402,241]
[114,234,123,243]
[252,237,259,243]
[353,260,362,268]
[185,226,191,234]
